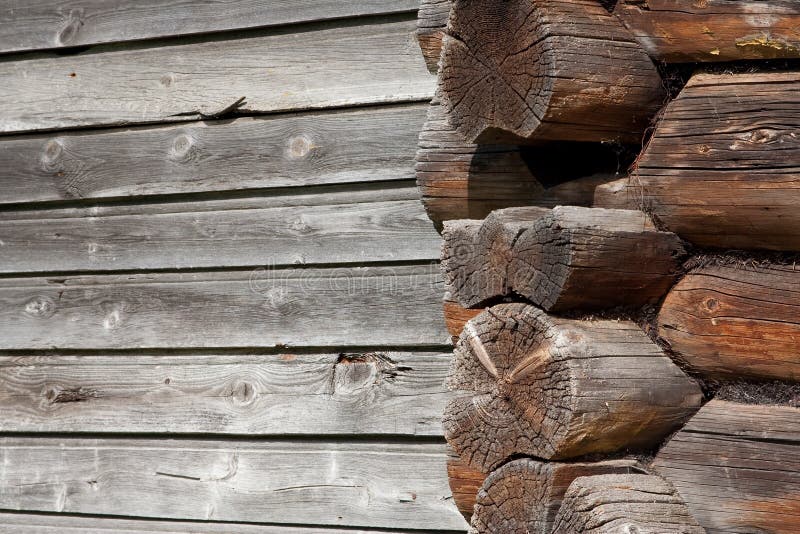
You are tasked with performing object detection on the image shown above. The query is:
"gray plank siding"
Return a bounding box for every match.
[0,17,434,134]
[0,1,418,54]
[0,196,440,273]
[0,352,449,436]
[0,438,468,531]
[0,104,428,206]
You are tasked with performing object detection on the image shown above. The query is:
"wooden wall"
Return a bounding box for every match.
[0,2,467,532]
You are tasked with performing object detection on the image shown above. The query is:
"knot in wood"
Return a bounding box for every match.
[57,9,84,46]
[40,139,65,172]
[24,296,57,319]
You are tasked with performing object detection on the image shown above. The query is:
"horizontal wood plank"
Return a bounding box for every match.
[0,194,441,274]
[0,104,428,206]
[0,513,450,534]
[0,438,468,531]
[0,1,418,54]
[0,18,434,134]
[0,265,449,350]
[0,351,449,436]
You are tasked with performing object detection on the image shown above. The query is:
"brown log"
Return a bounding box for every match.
[509,206,685,312]
[446,444,483,521]
[654,400,800,534]
[594,72,800,251]
[442,207,550,308]
[615,0,800,64]
[415,94,612,226]
[551,474,706,533]
[444,304,703,472]
[470,458,643,534]
[417,0,452,73]
[439,0,665,144]
[658,262,800,382]
[443,292,484,340]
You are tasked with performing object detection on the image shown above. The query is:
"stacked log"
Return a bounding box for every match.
[411,0,800,531]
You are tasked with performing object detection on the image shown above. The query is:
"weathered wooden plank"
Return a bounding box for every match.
[0,104,428,206]
[0,513,445,534]
[658,262,800,382]
[0,351,449,436]
[416,0,452,72]
[0,438,469,531]
[0,1,419,54]
[0,18,434,134]
[654,400,800,534]
[0,194,440,274]
[0,265,449,350]
[615,0,800,63]
[595,72,800,251]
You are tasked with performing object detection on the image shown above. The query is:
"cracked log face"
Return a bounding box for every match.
[551,474,707,534]
[443,303,703,472]
[439,0,665,144]
[509,206,686,312]
[470,458,642,534]
[658,262,800,382]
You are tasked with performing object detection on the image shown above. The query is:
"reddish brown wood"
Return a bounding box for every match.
[446,445,483,521]
[615,0,800,63]
[658,262,800,382]
[439,0,664,144]
[444,304,703,472]
[417,0,452,72]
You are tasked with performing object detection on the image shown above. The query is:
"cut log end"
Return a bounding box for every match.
[440,0,665,144]
[552,474,707,533]
[444,304,703,472]
[470,458,643,534]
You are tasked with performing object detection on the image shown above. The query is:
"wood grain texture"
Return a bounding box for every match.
[615,0,800,63]
[417,0,452,72]
[415,95,613,226]
[595,72,800,251]
[0,18,434,134]
[0,513,442,534]
[0,104,427,206]
[0,265,448,350]
[470,459,643,534]
[439,0,665,144]
[446,444,484,521]
[0,351,449,436]
[654,400,800,534]
[0,1,419,54]
[444,304,702,472]
[509,207,685,312]
[443,292,483,339]
[0,194,440,274]
[0,438,468,531]
[551,474,706,533]
[658,263,800,382]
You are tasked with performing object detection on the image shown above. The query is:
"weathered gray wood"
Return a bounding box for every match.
[0,1,419,54]
[0,351,448,436]
[0,265,448,350]
[439,0,664,144]
[0,513,443,534]
[658,262,800,382]
[509,207,685,312]
[444,304,703,472]
[615,0,800,63]
[552,474,706,534]
[417,0,452,72]
[654,400,800,534]
[0,194,440,274]
[594,72,800,251]
[0,18,434,134]
[470,459,644,534]
[0,438,468,531]
[0,104,428,206]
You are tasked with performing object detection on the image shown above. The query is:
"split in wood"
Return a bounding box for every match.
[470,458,643,534]
[442,206,685,311]
[444,303,703,472]
[439,0,665,144]
[594,71,800,252]
[551,473,706,533]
